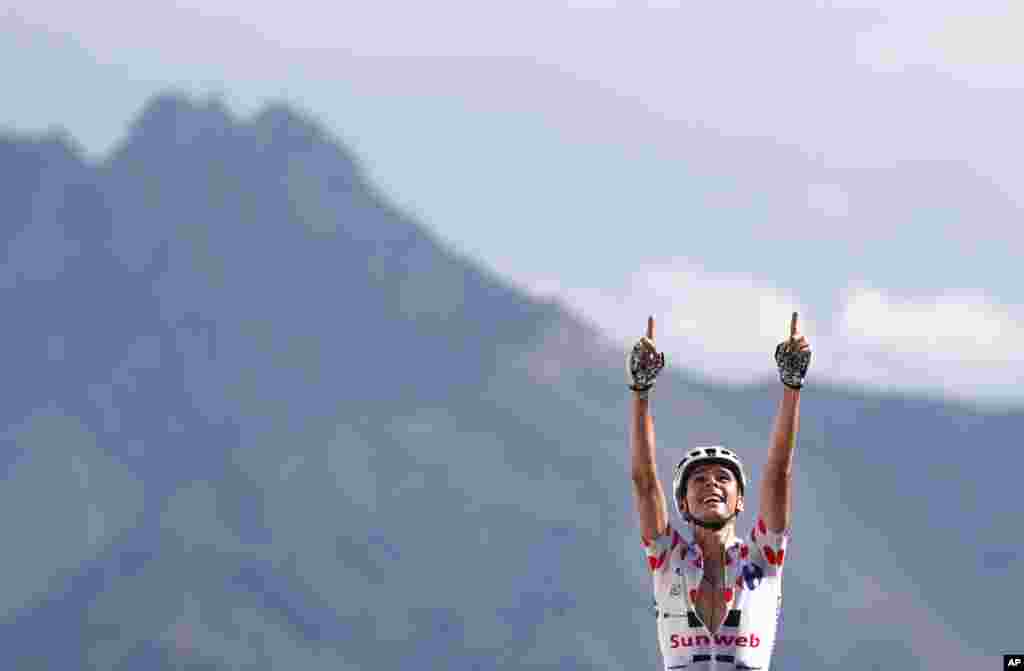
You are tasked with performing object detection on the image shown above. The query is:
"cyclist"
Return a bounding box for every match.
[629,313,810,670]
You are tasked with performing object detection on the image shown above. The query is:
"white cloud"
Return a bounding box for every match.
[822,287,1024,406]
[854,2,1024,85]
[806,183,850,219]
[839,288,1019,357]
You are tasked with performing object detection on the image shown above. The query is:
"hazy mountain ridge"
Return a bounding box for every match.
[0,93,1017,669]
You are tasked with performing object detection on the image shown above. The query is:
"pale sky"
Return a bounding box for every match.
[3,1,1023,408]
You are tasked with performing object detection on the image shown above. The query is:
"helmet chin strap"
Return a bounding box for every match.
[684,507,740,531]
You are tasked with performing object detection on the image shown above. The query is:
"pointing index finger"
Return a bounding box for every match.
[647,316,655,341]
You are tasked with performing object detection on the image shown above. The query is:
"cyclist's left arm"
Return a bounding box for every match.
[760,386,801,534]
[763,312,810,535]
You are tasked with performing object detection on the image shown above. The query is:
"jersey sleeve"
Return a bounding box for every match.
[748,515,790,576]
[641,524,683,574]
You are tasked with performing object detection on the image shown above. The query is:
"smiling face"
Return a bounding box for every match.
[679,462,745,523]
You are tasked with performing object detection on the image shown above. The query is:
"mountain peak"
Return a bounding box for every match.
[251,100,364,175]
[110,91,364,188]
[114,90,236,157]
[136,90,234,128]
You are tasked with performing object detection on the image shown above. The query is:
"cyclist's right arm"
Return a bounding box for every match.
[632,393,669,543]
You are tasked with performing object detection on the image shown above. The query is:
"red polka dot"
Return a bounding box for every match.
[763,546,777,565]
[777,549,785,566]
[750,528,757,542]
[723,589,734,603]
[740,545,750,559]
[726,555,733,566]
[758,518,767,535]
[689,589,698,603]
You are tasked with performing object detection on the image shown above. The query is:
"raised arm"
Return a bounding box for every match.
[630,317,669,542]
[761,312,811,534]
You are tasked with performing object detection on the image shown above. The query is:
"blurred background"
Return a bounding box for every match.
[1,2,1021,669]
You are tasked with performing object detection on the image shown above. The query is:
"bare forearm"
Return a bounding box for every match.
[631,395,658,484]
[767,387,800,477]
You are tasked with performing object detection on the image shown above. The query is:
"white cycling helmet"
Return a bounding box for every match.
[672,446,747,527]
